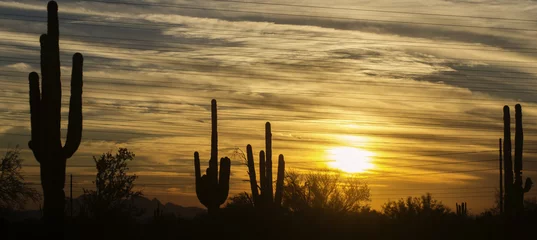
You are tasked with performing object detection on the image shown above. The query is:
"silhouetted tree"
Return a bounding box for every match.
[381,193,451,220]
[282,169,370,215]
[225,192,255,209]
[80,148,143,220]
[0,146,41,212]
[480,190,501,217]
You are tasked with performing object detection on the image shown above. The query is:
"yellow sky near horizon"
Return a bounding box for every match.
[1,0,537,213]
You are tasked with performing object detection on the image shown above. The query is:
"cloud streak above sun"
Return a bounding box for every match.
[1,0,537,211]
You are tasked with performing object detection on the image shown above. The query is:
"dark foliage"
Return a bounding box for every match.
[79,148,143,221]
[280,169,371,218]
[0,146,41,212]
[381,193,451,221]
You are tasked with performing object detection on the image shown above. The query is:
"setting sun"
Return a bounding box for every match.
[327,147,375,173]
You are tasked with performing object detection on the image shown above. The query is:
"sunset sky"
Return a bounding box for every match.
[1,0,537,213]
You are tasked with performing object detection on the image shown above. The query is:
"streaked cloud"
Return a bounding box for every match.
[1,0,536,211]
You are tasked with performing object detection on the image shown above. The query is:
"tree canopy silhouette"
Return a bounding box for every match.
[0,146,41,212]
[282,169,370,215]
[80,148,143,220]
[381,193,451,220]
[226,192,255,209]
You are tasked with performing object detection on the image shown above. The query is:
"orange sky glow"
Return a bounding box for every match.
[1,0,537,213]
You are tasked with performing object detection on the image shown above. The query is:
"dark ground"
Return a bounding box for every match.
[3,210,535,240]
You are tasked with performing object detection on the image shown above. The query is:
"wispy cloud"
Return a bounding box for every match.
[1,0,536,211]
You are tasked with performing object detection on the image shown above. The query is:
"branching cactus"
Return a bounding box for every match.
[456,202,467,216]
[246,122,285,209]
[28,1,83,224]
[503,104,533,216]
[194,99,231,215]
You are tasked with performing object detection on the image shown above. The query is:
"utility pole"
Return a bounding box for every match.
[499,138,503,214]
[70,174,73,218]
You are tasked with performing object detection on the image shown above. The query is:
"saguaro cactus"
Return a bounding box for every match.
[194,99,231,215]
[503,104,533,216]
[246,122,285,209]
[28,1,83,224]
[154,203,163,221]
[456,202,467,216]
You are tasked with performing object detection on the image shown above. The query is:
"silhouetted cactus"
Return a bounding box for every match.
[194,99,231,215]
[28,0,83,224]
[154,203,163,221]
[456,202,467,216]
[246,122,285,209]
[503,104,533,216]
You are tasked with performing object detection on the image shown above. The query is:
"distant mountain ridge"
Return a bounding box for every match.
[131,196,206,220]
[1,196,206,222]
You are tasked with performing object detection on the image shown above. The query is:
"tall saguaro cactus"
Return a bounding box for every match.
[194,99,231,215]
[246,122,285,209]
[28,1,83,224]
[503,104,533,216]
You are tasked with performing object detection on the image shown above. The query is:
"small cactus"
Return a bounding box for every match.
[194,99,231,215]
[503,104,533,216]
[154,202,163,221]
[28,0,83,224]
[456,202,467,216]
[246,122,285,209]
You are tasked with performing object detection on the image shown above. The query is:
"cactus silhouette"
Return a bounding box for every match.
[194,99,231,215]
[154,202,163,221]
[246,122,285,209]
[503,104,533,216]
[456,202,467,216]
[28,0,83,225]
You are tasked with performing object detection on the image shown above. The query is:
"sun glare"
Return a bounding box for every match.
[327,147,375,173]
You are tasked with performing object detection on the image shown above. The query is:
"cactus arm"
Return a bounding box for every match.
[513,104,525,213]
[47,1,60,85]
[503,106,513,195]
[43,2,62,148]
[274,154,285,206]
[194,152,208,207]
[210,99,218,185]
[246,144,259,204]
[524,178,533,193]
[259,150,266,203]
[63,53,83,158]
[194,152,202,190]
[218,157,231,205]
[40,2,62,153]
[265,122,273,202]
[38,34,49,126]
[37,34,52,154]
[514,104,523,177]
[35,34,47,158]
[28,72,42,160]
[39,34,48,91]
[39,33,51,120]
